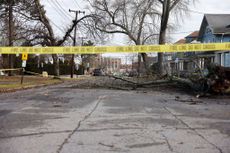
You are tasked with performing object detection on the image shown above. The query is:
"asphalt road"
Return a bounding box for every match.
[0,81,230,153]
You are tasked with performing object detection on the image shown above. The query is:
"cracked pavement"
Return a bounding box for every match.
[0,81,230,153]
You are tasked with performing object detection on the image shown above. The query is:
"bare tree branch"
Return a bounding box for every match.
[170,0,181,10]
[57,15,95,46]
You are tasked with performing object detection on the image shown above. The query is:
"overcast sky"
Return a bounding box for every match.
[41,0,230,45]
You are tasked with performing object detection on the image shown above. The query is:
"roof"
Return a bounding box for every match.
[174,31,199,44]
[205,14,230,33]
[185,31,199,38]
[175,39,186,44]
[200,14,230,35]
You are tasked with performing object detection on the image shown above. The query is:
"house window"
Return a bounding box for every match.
[224,52,230,67]
[199,58,205,69]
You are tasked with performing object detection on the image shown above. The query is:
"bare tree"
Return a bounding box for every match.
[0,0,14,74]
[85,0,161,73]
[32,0,96,76]
[1,0,94,76]
[157,0,193,75]
[0,0,49,70]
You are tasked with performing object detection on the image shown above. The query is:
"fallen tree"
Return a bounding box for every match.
[107,64,230,96]
[206,65,230,94]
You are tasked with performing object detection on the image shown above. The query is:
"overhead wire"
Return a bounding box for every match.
[72,0,82,9]
[47,2,203,42]
[46,0,71,34]
[57,0,79,8]
[47,0,70,22]
[51,0,72,20]
[58,0,78,17]
[50,20,66,33]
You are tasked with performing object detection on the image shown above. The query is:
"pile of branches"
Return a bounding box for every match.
[108,64,230,96]
[205,65,230,94]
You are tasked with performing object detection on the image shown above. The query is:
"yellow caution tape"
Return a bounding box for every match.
[0,43,229,54]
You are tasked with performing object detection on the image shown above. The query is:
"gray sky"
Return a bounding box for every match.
[41,0,230,45]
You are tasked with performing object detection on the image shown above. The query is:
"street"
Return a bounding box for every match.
[0,81,230,153]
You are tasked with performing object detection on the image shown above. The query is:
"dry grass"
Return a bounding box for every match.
[0,76,62,92]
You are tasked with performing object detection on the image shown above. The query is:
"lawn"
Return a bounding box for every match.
[0,76,63,92]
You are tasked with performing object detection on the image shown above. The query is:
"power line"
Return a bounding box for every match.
[50,20,66,33]
[72,0,82,9]
[55,0,82,15]
[54,0,73,18]
[51,0,72,20]
[69,9,85,78]
[47,0,70,21]
[58,0,77,17]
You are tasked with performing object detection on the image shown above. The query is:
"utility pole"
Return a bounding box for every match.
[8,0,14,76]
[69,9,85,78]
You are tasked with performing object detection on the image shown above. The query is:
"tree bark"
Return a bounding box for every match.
[35,0,60,77]
[52,54,59,76]
[158,0,170,76]
[8,0,14,76]
[2,55,9,69]
[136,41,149,75]
[141,53,150,75]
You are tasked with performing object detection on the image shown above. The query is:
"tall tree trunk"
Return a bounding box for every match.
[158,30,166,75]
[158,0,170,76]
[136,40,149,75]
[51,52,60,77]
[35,0,60,77]
[2,55,9,69]
[141,53,150,75]
[8,0,14,76]
[52,54,59,76]
[137,54,141,77]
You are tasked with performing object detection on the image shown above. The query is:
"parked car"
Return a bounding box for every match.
[93,69,104,76]
[128,71,138,77]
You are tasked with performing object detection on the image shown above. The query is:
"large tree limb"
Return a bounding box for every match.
[57,14,95,46]
[170,0,181,10]
[34,0,55,45]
